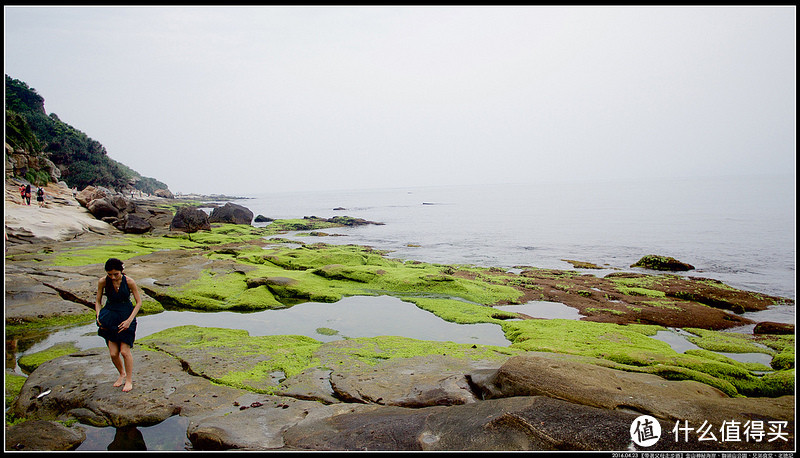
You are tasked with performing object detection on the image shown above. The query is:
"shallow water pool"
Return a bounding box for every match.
[651,328,775,367]
[15,295,510,369]
[492,301,585,320]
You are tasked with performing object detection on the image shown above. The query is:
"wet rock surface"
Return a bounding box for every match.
[5,419,86,451]
[468,354,794,428]
[329,355,496,407]
[9,348,794,451]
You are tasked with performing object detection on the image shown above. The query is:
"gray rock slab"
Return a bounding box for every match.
[187,395,326,450]
[469,354,795,427]
[330,355,500,407]
[5,419,86,451]
[275,367,338,405]
[12,348,251,428]
[282,395,642,451]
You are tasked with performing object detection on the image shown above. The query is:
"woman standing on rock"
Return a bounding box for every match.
[95,258,142,392]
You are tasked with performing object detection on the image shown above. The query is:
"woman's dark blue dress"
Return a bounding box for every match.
[97,275,137,347]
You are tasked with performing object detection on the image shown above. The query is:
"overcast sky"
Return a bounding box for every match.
[4,6,796,195]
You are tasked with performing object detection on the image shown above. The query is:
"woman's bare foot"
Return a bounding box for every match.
[113,374,126,387]
[122,381,133,392]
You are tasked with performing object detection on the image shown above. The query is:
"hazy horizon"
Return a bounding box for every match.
[4,6,796,195]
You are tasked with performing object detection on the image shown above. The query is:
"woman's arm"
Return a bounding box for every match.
[95,278,105,324]
[119,277,143,331]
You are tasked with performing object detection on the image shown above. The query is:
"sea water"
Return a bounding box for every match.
[238,174,795,301]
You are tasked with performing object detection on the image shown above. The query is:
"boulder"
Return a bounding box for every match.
[631,255,694,271]
[329,355,496,407]
[281,396,644,451]
[5,419,86,451]
[154,189,174,198]
[75,186,109,207]
[170,206,211,233]
[254,215,273,223]
[187,396,324,450]
[110,195,132,213]
[467,354,795,428]
[11,349,254,428]
[208,202,254,225]
[754,321,794,335]
[115,214,153,234]
[86,197,120,219]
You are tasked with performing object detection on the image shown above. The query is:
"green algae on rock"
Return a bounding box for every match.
[561,259,605,269]
[17,342,81,374]
[498,318,794,398]
[144,242,524,311]
[140,326,522,395]
[5,311,95,336]
[5,373,27,410]
[140,326,322,393]
[631,254,695,271]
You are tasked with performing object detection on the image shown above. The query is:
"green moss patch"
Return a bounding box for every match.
[631,255,694,271]
[182,244,523,310]
[315,335,523,372]
[6,311,95,336]
[402,297,519,324]
[499,319,793,397]
[683,327,775,354]
[609,275,669,298]
[140,326,522,394]
[562,260,604,269]
[6,374,27,409]
[17,342,80,374]
[154,270,286,311]
[140,325,322,393]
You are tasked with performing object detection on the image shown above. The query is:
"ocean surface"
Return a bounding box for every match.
[234,174,795,301]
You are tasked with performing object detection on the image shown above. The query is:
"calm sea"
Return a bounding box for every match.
[233,174,795,301]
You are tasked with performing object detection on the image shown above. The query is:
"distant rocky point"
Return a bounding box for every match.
[175,192,251,201]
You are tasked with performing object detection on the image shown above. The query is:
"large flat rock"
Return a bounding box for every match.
[469,354,795,428]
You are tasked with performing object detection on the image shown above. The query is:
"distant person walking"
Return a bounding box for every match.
[36,187,45,207]
[24,184,32,205]
[95,258,142,392]
[19,185,26,204]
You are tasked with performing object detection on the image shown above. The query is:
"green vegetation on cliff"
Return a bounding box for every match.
[5,74,168,193]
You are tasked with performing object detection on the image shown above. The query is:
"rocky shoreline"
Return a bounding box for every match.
[4,180,795,451]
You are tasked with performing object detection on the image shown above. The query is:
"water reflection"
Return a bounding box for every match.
[108,426,146,451]
[77,415,190,451]
[651,328,775,367]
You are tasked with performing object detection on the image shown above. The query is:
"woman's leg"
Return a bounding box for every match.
[119,342,134,392]
[108,341,126,387]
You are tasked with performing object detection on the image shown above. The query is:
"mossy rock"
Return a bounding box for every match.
[6,373,27,409]
[631,255,694,271]
[498,319,792,397]
[17,342,80,374]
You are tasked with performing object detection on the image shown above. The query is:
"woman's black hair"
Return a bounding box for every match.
[105,258,124,272]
